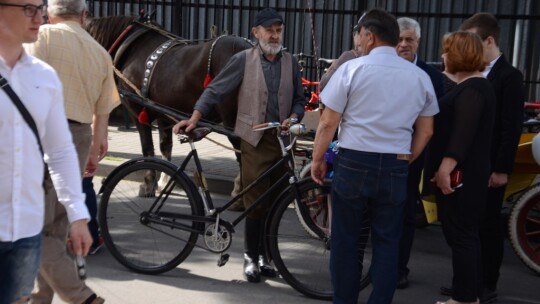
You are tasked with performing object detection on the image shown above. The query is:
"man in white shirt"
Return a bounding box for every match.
[24,1,118,302]
[311,9,438,304]
[0,1,92,303]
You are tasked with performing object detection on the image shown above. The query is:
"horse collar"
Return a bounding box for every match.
[142,39,186,97]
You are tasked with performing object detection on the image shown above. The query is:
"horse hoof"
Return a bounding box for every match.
[138,184,156,198]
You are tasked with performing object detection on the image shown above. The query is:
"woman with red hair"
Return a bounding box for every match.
[428,31,496,304]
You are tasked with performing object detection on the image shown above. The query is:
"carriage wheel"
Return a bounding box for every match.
[507,183,540,275]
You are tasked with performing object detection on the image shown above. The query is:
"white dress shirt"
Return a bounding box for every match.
[320,46,439,154]
[483,54,501,77]
[0,51,89,242]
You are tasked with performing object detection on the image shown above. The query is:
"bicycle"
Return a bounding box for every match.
[98,121,337,300]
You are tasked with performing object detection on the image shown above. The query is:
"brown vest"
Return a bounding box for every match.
[234,47,293,147]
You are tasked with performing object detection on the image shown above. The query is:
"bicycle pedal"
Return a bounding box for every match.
[217,253,229,267]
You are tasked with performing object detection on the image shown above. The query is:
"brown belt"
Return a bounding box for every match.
[396,154,411,161]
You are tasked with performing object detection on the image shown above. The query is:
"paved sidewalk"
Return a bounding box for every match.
[49,123,539,304]
[53,217,540,304]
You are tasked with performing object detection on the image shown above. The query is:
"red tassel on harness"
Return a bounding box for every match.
[203,73,213,88]
[138,108,148,124]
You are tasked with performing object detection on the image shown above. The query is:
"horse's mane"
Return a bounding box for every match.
[216,35,254,54]
[85,16,137,49]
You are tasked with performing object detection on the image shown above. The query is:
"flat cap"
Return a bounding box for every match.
[254,8,284,27]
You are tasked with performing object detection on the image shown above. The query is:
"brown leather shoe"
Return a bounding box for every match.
[82,294,105,304]
[90,297,105,304]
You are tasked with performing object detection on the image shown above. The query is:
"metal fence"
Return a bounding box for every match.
[86,0,540,100]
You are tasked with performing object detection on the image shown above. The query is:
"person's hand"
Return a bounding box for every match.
[173,111,202,134]
[431,171,454,195]
[488,172,508,188]
[84,154,98,177]
[67,220,93,256]
[172,120,193,134]
[310,159,327,185]
[281,116,298,128]
[98,137,108,162]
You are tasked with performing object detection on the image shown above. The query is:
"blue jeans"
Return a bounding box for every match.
[330,149,408,304]
[0,234,42,304]
[83,176,100,243]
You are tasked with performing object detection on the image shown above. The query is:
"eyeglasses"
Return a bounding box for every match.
[0,3,47,18]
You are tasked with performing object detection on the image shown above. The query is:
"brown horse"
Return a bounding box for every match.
[85,16,253,163]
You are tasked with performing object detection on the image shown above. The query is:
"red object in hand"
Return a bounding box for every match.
[431,169,464,189]
[450,169,463,189]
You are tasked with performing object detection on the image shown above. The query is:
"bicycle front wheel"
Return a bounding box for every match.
[99,158,204,274]
[268,179,333,300]
[268,179,372,300]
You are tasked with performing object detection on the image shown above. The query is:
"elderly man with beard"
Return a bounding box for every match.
[173,8,306,283]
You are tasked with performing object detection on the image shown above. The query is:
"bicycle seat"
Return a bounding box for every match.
[182,127,211,142]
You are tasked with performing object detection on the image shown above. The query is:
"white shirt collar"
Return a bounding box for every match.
[369,46,399,56]
[483,54,501,77]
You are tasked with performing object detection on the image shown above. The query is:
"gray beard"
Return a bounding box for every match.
[259,40,282,56]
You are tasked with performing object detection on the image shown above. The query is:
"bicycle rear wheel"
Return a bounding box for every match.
[99,158,204,274]
[267,179,372,300]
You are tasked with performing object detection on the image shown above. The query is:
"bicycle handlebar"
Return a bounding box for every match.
[252,122,307,136]
[253,122,281,131]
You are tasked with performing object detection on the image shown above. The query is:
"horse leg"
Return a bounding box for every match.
[136,120,156,157]
[158,119,173,161]
[156,119,173,191]
[135,120,158,197]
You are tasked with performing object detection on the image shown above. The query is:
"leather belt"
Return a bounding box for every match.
[339,148,411,161]
[67,119,82,125]
[396,154,411,161]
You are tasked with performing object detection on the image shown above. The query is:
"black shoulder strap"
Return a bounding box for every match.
[0,73,45,158]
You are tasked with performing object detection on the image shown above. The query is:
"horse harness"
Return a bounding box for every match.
[108,19,229,99]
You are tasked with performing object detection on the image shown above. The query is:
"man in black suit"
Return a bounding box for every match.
[395,17,445,289]
[439,12,525,303]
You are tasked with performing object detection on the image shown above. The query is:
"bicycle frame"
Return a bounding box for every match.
[138,123,318,243]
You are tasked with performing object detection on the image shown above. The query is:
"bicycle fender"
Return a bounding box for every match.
[98,157,193,194]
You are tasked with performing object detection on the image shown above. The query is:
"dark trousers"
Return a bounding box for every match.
[398,151,425,276]
[330,150,408,304]
[438,188,485,302]
[240,132,286,260]
[33,123,94,303]
[240,132,286,220]
[83,176,100,243]
[480,185,506,291]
